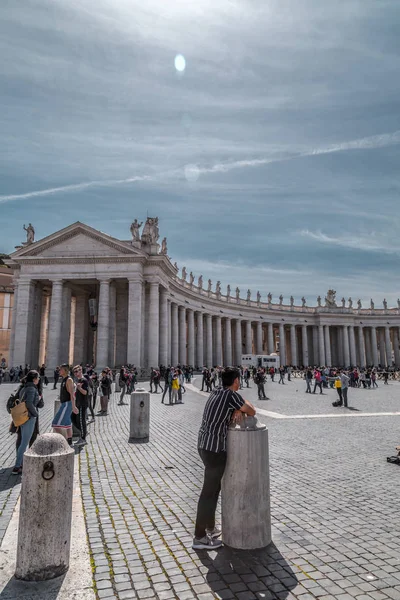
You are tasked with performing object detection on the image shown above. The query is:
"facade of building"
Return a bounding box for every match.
[0,266,14,365]
[5,219,400,375]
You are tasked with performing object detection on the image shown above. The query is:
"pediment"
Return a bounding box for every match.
[11,222,145,260]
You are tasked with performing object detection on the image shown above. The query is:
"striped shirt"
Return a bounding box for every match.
[198,387,245,453]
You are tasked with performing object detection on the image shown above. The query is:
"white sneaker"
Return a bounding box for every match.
[192,535,223,550]
[75,438,87,446]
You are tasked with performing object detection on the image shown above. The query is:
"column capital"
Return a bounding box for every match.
[98,278,111,285]
[128,276,143,285]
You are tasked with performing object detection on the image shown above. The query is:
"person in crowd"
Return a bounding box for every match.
[53,365,60,389]
[99,369,112,415]
[153,368,163,393]
[149,368,157,393]
[305,367,313,393]
[171,372,180,403]
[269,366,275,382]
[287,366,292,381]
[12,370,41,475]
[243,367,250,388]
[161,367,172,404]
[312,369,323,394]
[193,367,256,550]
[254,368,268,400]
[119,366,127,405]
[91,371,99,412]
[201,367,208,391]
[371,370,378,388]
[340,370,350,406]
[177,368,185,403]
[72,365,88,446]
[278,366,285,384]
[332,372,344,407]
[52,364,78,446]
[84,368,95,421]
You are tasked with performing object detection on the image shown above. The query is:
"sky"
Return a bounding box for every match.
[1,0,400,307]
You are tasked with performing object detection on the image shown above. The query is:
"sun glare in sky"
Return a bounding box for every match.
[174,54,186,72]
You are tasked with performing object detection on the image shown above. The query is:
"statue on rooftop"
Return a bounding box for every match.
[341,297,346,308]
[160,237,167,255]
[357,299,362,310]
[227,284,231,298]
[370,298,374,310]
[198,275,203,289]
[301,296,306,308]
[317,295,321,307]
[189,272,194,286]
[267,292,272,304]
[279,294,283,305]
[348,297,353,308]
[181,266,187,281]
[325,289,337,308]
[290,295,294,307]
[383,298,388,310]
[23,223,35,245]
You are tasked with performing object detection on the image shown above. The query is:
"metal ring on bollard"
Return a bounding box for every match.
[42,461,55,481]
[140,401,144,408]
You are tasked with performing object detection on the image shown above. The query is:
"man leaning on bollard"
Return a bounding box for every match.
[192,366,256,550]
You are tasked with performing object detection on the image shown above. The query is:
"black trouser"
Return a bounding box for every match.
[336,388,343,403]
[72,405,87,439]
[201,377,206,391]
[195,449,227,539]
[306,379,312,393]
[342,387,348,407]
[53,376,59,390]
[119,383,126,403]
[87,394,95,419]
[162,384,171,403]
[313,381,323,394]
[257,383,266,399]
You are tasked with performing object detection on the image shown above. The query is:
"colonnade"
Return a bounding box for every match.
[8,276,400,373]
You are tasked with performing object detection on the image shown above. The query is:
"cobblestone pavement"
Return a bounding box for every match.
[1,379,400,599]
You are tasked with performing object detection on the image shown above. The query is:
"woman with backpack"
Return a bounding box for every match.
[12,370,41,475]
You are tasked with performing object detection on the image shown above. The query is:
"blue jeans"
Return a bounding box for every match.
[16,417,37,468]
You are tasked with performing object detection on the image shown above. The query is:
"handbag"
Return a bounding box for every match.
[10,395,29,427]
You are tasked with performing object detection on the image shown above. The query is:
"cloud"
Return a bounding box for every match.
[300,230,400,254]
[2,129,400,204]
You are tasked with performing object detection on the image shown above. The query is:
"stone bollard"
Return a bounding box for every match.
[221,415,271,550]
[129,388,150,443]
[15,433,75,581]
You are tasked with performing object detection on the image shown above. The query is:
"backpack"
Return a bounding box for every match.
[6,393,17,414]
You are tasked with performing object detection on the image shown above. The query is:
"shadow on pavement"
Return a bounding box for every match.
[195,542,297,599]
[0,468,21,493]
[0,573,66,600]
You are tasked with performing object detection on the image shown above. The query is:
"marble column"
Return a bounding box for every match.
[267,323,274,355]
[30,285,43,368]
[357,326,366,368]
[147,282,160,367]
[171,303,179,365]
[97,279,110,368]
[371,326,379,367]
[349,326,357,366]
[234,319,242,365]
[256,321,263,355]
[159,287,168,367]
[336,327,343,366]
[312,326,319,366]
[324,325,331,366]
[196,312,204,367]
[167,300,172,365]
[187,309,195,366]
[393,328,400,367]
[60,286,72,364]
[39,293,50,366]
[73,294,88,366]
[385,326,392,366]
[206,314,213,366]
[245,321,252,354]
[224,318,232,366]
[343,326,350,367]
[215,316,223,365]
[8,279,20,368]
[108,283,117,367]
[301,325,308,366]
[178,306,186,365]
[279,323,286,365]
[318,325,325,365]
[290,325,297,366]
[364,328,372,366]
[127,278,143,367]
[46,280,64,373]
[379,328,386,366]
